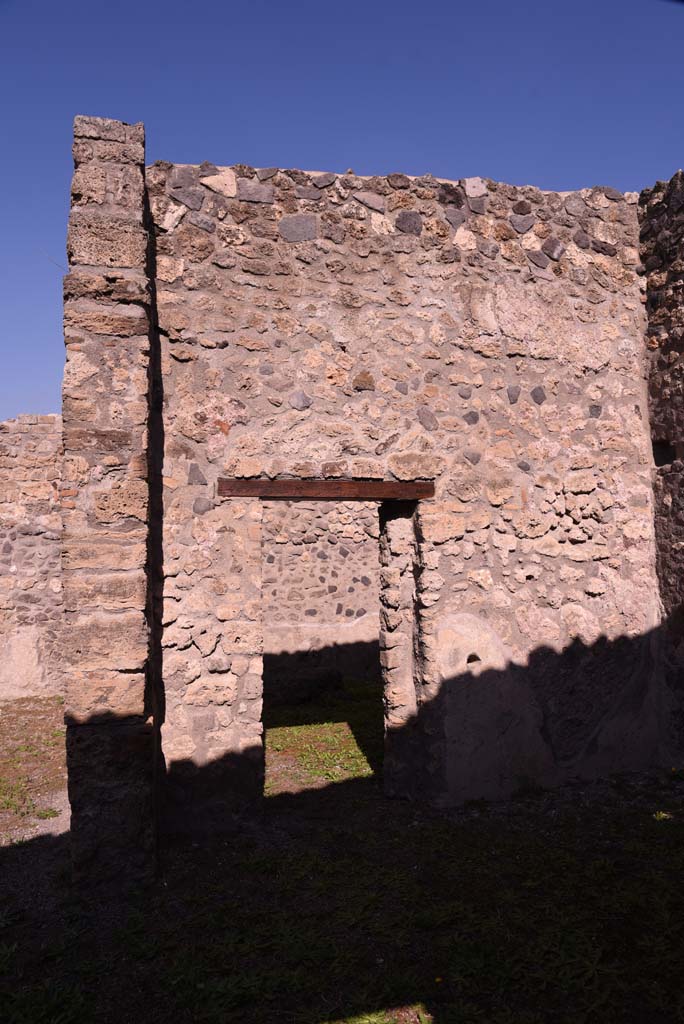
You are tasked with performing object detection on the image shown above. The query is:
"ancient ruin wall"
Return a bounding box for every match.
[62,116,154,879]
[640,173,684,624]
[262,500,380,694]
[147,156,666,802]
[0,415,62,700]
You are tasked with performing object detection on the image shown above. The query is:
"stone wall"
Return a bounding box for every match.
[640,173,684,622]
[57,116,684,880]
[0,415,62,700]
[262,500,379,697]
[147,154,670,804]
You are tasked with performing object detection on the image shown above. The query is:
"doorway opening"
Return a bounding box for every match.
[261,499,384,796]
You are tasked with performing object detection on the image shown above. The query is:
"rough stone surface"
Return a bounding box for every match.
[262,501,380,692]
[62,115,154,883]
[48,115,684,880]
[147,148,675,814]
[0,415,62,699]
[640,172,684,652]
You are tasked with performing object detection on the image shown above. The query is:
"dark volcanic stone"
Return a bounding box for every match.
[278,213,318,242]
[198,162,219,177]
[531,386,547,405]
[464,410,480,425]
[591,238,618,257]
[445,207,466,230]
[478,239,499,259]
[512,200,532,215]
[528,249,550,269]
[589,404,602,418]
[457,384,472,399]
[237,179,274,203]
[565,194,587,217]
[396,210,423,235]
[438,182,465,206]
[257,167,278,181]
[355,191,385,212]
[296,186,323,201]
[602,186,623,201]
[189,212,215,233]
[510,213,536,234]
[288,389,313,410]
[388,173,410,189]
[417,405,439,431]
[507,385,521,405]
[188,463,207,485]
[313,172,337,188]
[574,229,591,249]
[467,197,487,215]
[464,448,481,465]
[541,236,565,261]
[170,187,204,211]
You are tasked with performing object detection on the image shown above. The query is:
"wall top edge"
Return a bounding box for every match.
[147,160,642,204]
[0,414,62,430]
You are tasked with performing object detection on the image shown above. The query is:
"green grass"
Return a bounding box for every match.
[34,807,59,821]
[264,677,384,792]
[0,776,35,817]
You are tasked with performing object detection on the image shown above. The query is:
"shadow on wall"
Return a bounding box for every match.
[163,621,683,832]
[263,639,381,707]
[3,623,682,1022]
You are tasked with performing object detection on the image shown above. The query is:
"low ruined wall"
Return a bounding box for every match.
[0,415,62,700]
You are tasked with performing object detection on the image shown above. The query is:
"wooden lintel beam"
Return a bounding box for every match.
[216,478,435,501]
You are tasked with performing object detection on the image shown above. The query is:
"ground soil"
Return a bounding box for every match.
[2,679,684,1024]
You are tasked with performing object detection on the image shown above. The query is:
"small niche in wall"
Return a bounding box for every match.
[652,440,677,467]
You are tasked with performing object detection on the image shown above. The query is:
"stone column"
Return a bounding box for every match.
[379,502,422,798]
[62,116,154,882]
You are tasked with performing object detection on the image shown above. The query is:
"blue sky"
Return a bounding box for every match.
[1,0,683,419]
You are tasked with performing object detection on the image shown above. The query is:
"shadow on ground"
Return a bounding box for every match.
[2,626,684,1023]
[3,766,684,1024]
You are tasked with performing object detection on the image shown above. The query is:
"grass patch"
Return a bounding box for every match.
[0,777,35,817]
[264,676,384,793]
[0,696,65,832]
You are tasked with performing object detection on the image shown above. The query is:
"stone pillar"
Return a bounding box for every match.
[62,116,154,882]
[379,502,422,798]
